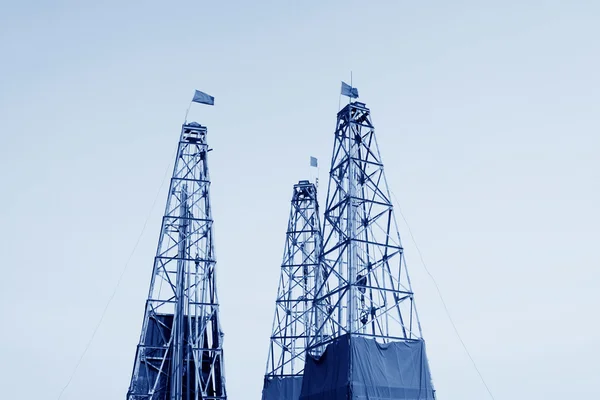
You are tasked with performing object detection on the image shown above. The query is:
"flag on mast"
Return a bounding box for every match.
[310,156,318,167]
[192,90,215,105]
[341,81,359,99]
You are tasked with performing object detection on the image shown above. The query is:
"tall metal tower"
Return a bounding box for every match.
[262,180,322,400]
[301,95,435,399]
[127,120,227,400]
[309,99,423,346]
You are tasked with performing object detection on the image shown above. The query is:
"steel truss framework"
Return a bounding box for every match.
[264,181,323,379]
[309,101,423,353]
[127,122,226,400]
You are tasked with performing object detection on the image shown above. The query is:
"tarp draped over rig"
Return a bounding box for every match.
[299,335,435,400]
[262,376,303,400]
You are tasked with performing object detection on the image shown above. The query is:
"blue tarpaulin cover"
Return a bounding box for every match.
[262,376,304,400]
[299,335,435,400]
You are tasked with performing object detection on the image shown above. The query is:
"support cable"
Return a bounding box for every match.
[56,153,174,400]
[390,191,496,400]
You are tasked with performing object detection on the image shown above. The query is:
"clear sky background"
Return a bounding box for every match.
[1,1,599,399]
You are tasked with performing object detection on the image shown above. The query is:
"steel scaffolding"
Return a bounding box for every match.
[261,181,323,400]
[127,121,227,400]
[309,100,424,353]
[264,181,323,376]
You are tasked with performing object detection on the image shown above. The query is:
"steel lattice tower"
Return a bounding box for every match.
[262,181,323,400]
[127,121,226,400]
[309,100,424,351]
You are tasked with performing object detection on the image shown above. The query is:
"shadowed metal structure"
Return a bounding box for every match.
[300,97,435,400]
[262,181,323,400]
[127,121,226,400]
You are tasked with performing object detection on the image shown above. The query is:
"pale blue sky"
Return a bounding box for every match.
[1,1,599,399]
